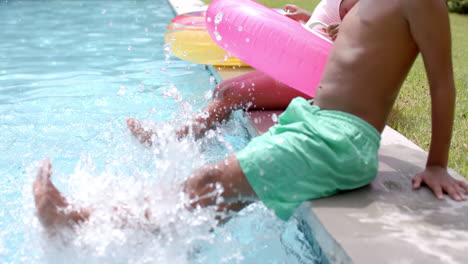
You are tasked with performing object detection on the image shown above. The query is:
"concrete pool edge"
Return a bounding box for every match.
[166,1,468,263]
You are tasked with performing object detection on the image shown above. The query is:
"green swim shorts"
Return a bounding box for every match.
[236,97,381,221]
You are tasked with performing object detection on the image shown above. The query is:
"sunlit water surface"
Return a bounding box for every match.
[0,0,323,263]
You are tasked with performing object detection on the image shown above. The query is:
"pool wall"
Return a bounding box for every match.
[167,1,468,263]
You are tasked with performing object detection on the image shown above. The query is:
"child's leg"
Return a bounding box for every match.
[183,155,257,211]
[33,157,256,233]
[128,70,310,143]
[211,70,311,111]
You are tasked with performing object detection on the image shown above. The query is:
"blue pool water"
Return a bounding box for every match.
[0,0,324,263]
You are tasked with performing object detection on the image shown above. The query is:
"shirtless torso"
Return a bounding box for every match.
[317,0,421,132]
[316,0,462,199]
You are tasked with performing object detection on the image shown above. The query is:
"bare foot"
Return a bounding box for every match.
[33,160,89,232]
[126,118,158,146]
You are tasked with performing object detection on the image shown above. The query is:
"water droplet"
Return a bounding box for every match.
[117,86,126,96]
[101,9,107,15]
[238,26,243,31]
[205,130,216,138]
[128,45,132,51]
[207,17,212,23]
[245,37,250,43]
[204,90,213,100]
[271,113,278,122]
[214,31,222,41]
[215,12,223,24]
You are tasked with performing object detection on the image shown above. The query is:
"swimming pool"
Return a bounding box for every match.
[0,0,326,263]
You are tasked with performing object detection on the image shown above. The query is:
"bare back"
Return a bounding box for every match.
[315,0,419,132]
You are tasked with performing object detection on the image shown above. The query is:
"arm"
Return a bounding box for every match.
[405,0,468,200]
[284,4,340,41]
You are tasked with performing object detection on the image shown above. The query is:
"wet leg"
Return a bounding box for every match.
[183,155,257,215]
[127,70,310,143]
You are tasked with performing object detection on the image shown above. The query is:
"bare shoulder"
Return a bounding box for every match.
[401,0,448,18]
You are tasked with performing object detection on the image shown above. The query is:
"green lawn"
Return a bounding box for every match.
[202,0,468,178]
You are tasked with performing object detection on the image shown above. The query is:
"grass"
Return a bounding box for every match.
[201,0,468,178]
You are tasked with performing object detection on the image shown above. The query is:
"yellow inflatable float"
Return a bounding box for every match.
[165,11,248,66]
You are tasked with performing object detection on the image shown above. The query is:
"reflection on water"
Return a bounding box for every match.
[0,0,321,263]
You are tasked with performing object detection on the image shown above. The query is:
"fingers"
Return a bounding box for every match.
[327,24,339,31]
[413,170,468,201]
[427,180,466,201]
[458,180,468,193]
[412,174,422,189]
[327,24,339,41]
[432,185,444,200]
[445,185,465,201]
[283,4,310,22]
[283,4,297,13]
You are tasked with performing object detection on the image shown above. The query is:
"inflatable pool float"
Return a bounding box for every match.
[165,11,248,66]
[206,0,333,97]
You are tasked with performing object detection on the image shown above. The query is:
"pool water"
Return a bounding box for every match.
[0,0,324,263]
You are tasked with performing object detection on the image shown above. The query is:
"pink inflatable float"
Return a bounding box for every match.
[205,0,333,97]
